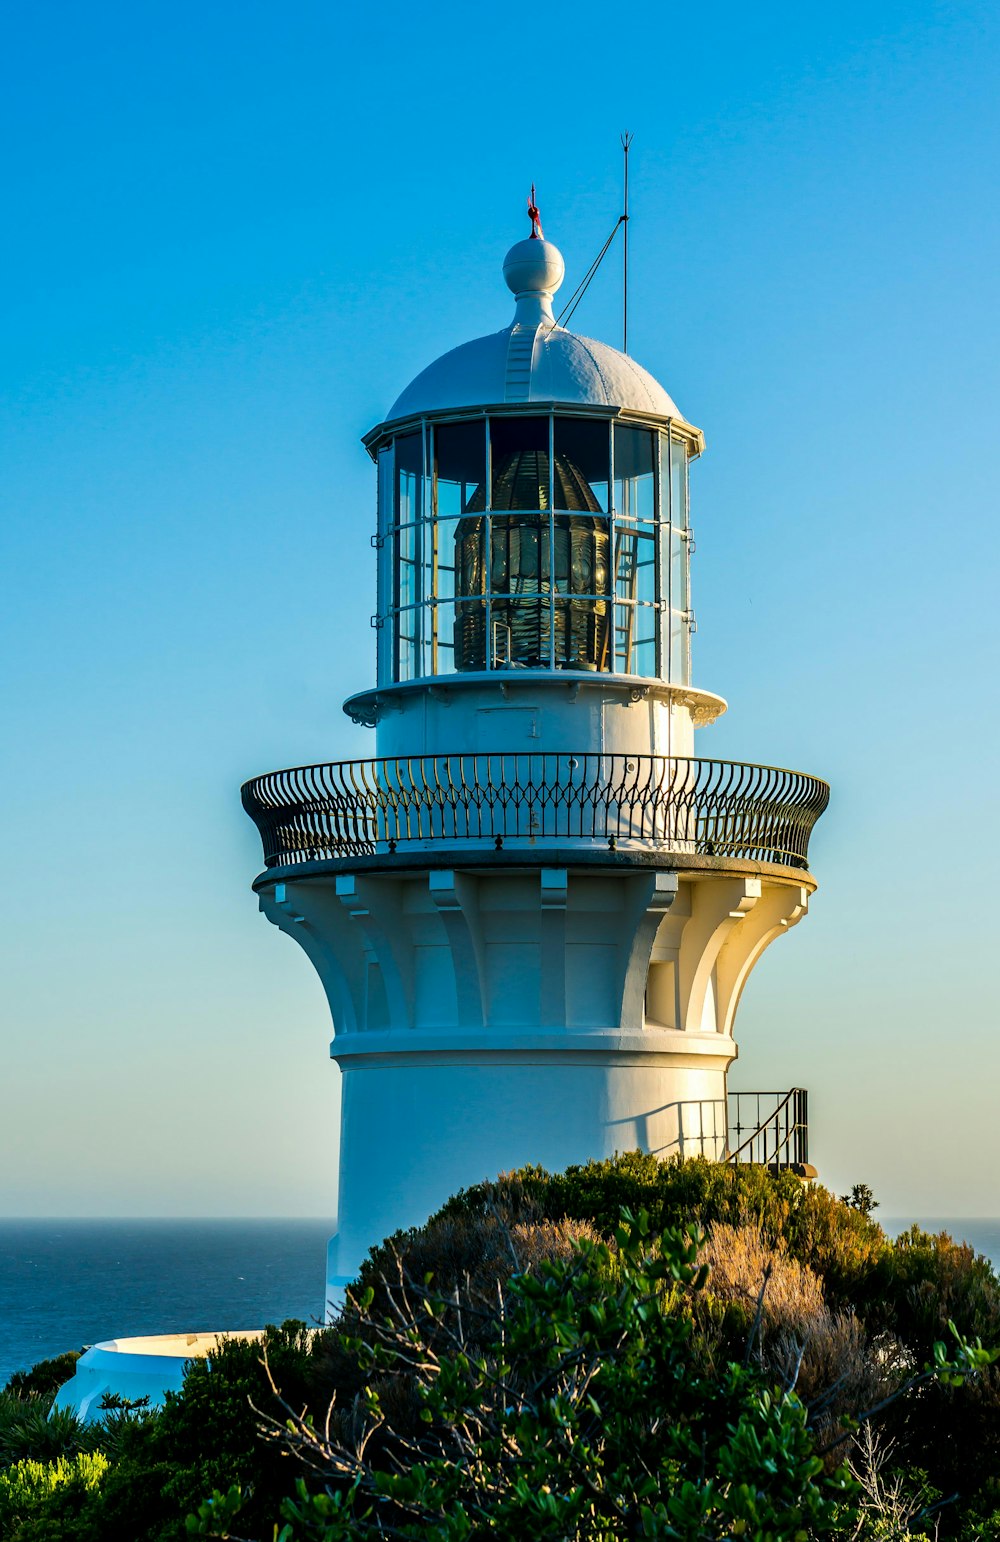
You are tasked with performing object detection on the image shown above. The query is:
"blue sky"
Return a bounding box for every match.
[1,0,997,1218]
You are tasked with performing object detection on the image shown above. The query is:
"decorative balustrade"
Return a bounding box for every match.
[242,753,828,870]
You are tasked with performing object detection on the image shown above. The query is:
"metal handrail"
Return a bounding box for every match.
[727,1088,809,1168]
[242,753,828,870]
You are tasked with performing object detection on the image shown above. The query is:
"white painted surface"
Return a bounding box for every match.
[52,1331,264,1422]
[385,236,689,425]
[260,866,811,1301]
[344,674,726,759]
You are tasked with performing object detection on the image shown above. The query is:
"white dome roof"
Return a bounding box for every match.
[382,234,691,429]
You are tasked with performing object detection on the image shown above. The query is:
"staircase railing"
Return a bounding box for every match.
[727,1088,809,1168]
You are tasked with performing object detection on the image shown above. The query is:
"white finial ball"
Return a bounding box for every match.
[503,238,565,298]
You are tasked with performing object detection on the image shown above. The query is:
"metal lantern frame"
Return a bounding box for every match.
[367,407,699,687]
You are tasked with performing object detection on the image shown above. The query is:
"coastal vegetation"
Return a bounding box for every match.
[3,1158,1000,1539]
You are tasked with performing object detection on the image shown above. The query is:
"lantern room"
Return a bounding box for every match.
[346,230,723,757]
[370,411,696,684]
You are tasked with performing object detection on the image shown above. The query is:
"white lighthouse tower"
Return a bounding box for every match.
[242,210,828,1303]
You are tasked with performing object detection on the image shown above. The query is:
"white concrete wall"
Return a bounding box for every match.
[347,675,725,760]
[330,1057,730,1287]
[259,864,810,1305]
[52,1332,265,1422]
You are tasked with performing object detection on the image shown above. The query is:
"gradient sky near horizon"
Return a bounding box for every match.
[2,0,998,1221]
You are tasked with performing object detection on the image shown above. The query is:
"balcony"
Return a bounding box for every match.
[242,753,828,871]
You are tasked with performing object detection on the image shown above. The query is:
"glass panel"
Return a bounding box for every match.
[489,417,549,510]
[634,526,656,609]
[415,607,432,681]
[395,432,423,524]
[632,630,656,677]
[554,599,611,671]
[421,517,433,617]
[670,611,689,684]
[614,424,656,522]
[552,514,611,597]
[377,445,394,684]
[553,417,609,511]
[455,515,486,603]
[394,518,416,613]
[434,421,485,516]
[489,514,548,595]
[668,524,690,683]
[396,520,417,611]
[377,445,393,541]
[614,602,633,672]
[395,608,418,683]
[429,600,458,677]
[629,593,657,678]
[669,526,687,618]
[614,524,655,603]
[455,597,487,671]
[669,431,688,530]
[489,593,549,666]
[435,517,460,606]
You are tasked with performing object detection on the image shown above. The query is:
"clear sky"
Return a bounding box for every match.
[1,0,997,1220]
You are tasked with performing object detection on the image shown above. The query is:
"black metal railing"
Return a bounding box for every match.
[727,1089,809,1168]
[242,753,828,870]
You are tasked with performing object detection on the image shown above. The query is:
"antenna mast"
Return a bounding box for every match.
[621,131,633,353]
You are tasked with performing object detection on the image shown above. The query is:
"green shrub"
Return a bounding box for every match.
[77,1321,314,1542]
[0,1392,98,1464]
[8,1162,1000,1540]
[0,1450,108,1535]
[0,1323,314,1542]
[193,1214,859,1541]
[434,1155,887,1303]
[3,1352,81,1402]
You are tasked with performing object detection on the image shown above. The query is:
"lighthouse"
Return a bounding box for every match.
[242,210,829,1304]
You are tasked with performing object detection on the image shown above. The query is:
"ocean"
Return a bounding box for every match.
[2,1216,999,1390]
[0,1219,332,1387]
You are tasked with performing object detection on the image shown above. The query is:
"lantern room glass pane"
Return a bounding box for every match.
[669,525,690,684]
[377,445,394,685]
[489,514,549,595]
[395,607,418,683]
[614,425,657,522]
[455,597,487,670]
[395,432,423,525]
[669,610,689,682]
[553,600,610,671]
[634,526,657,609]
[553,417,609,511]
[380,413,686,683]
[430,601,458,676]
[669,526,687,617]
[491,594,550,667]
[434,517,459,606]
[669,432,688,529]
[377,445,393,541]
[632,627,656,677]
[434,421,485,516]
[552,514,610,597]
[489,417,550,509]
[396,520,417,611]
